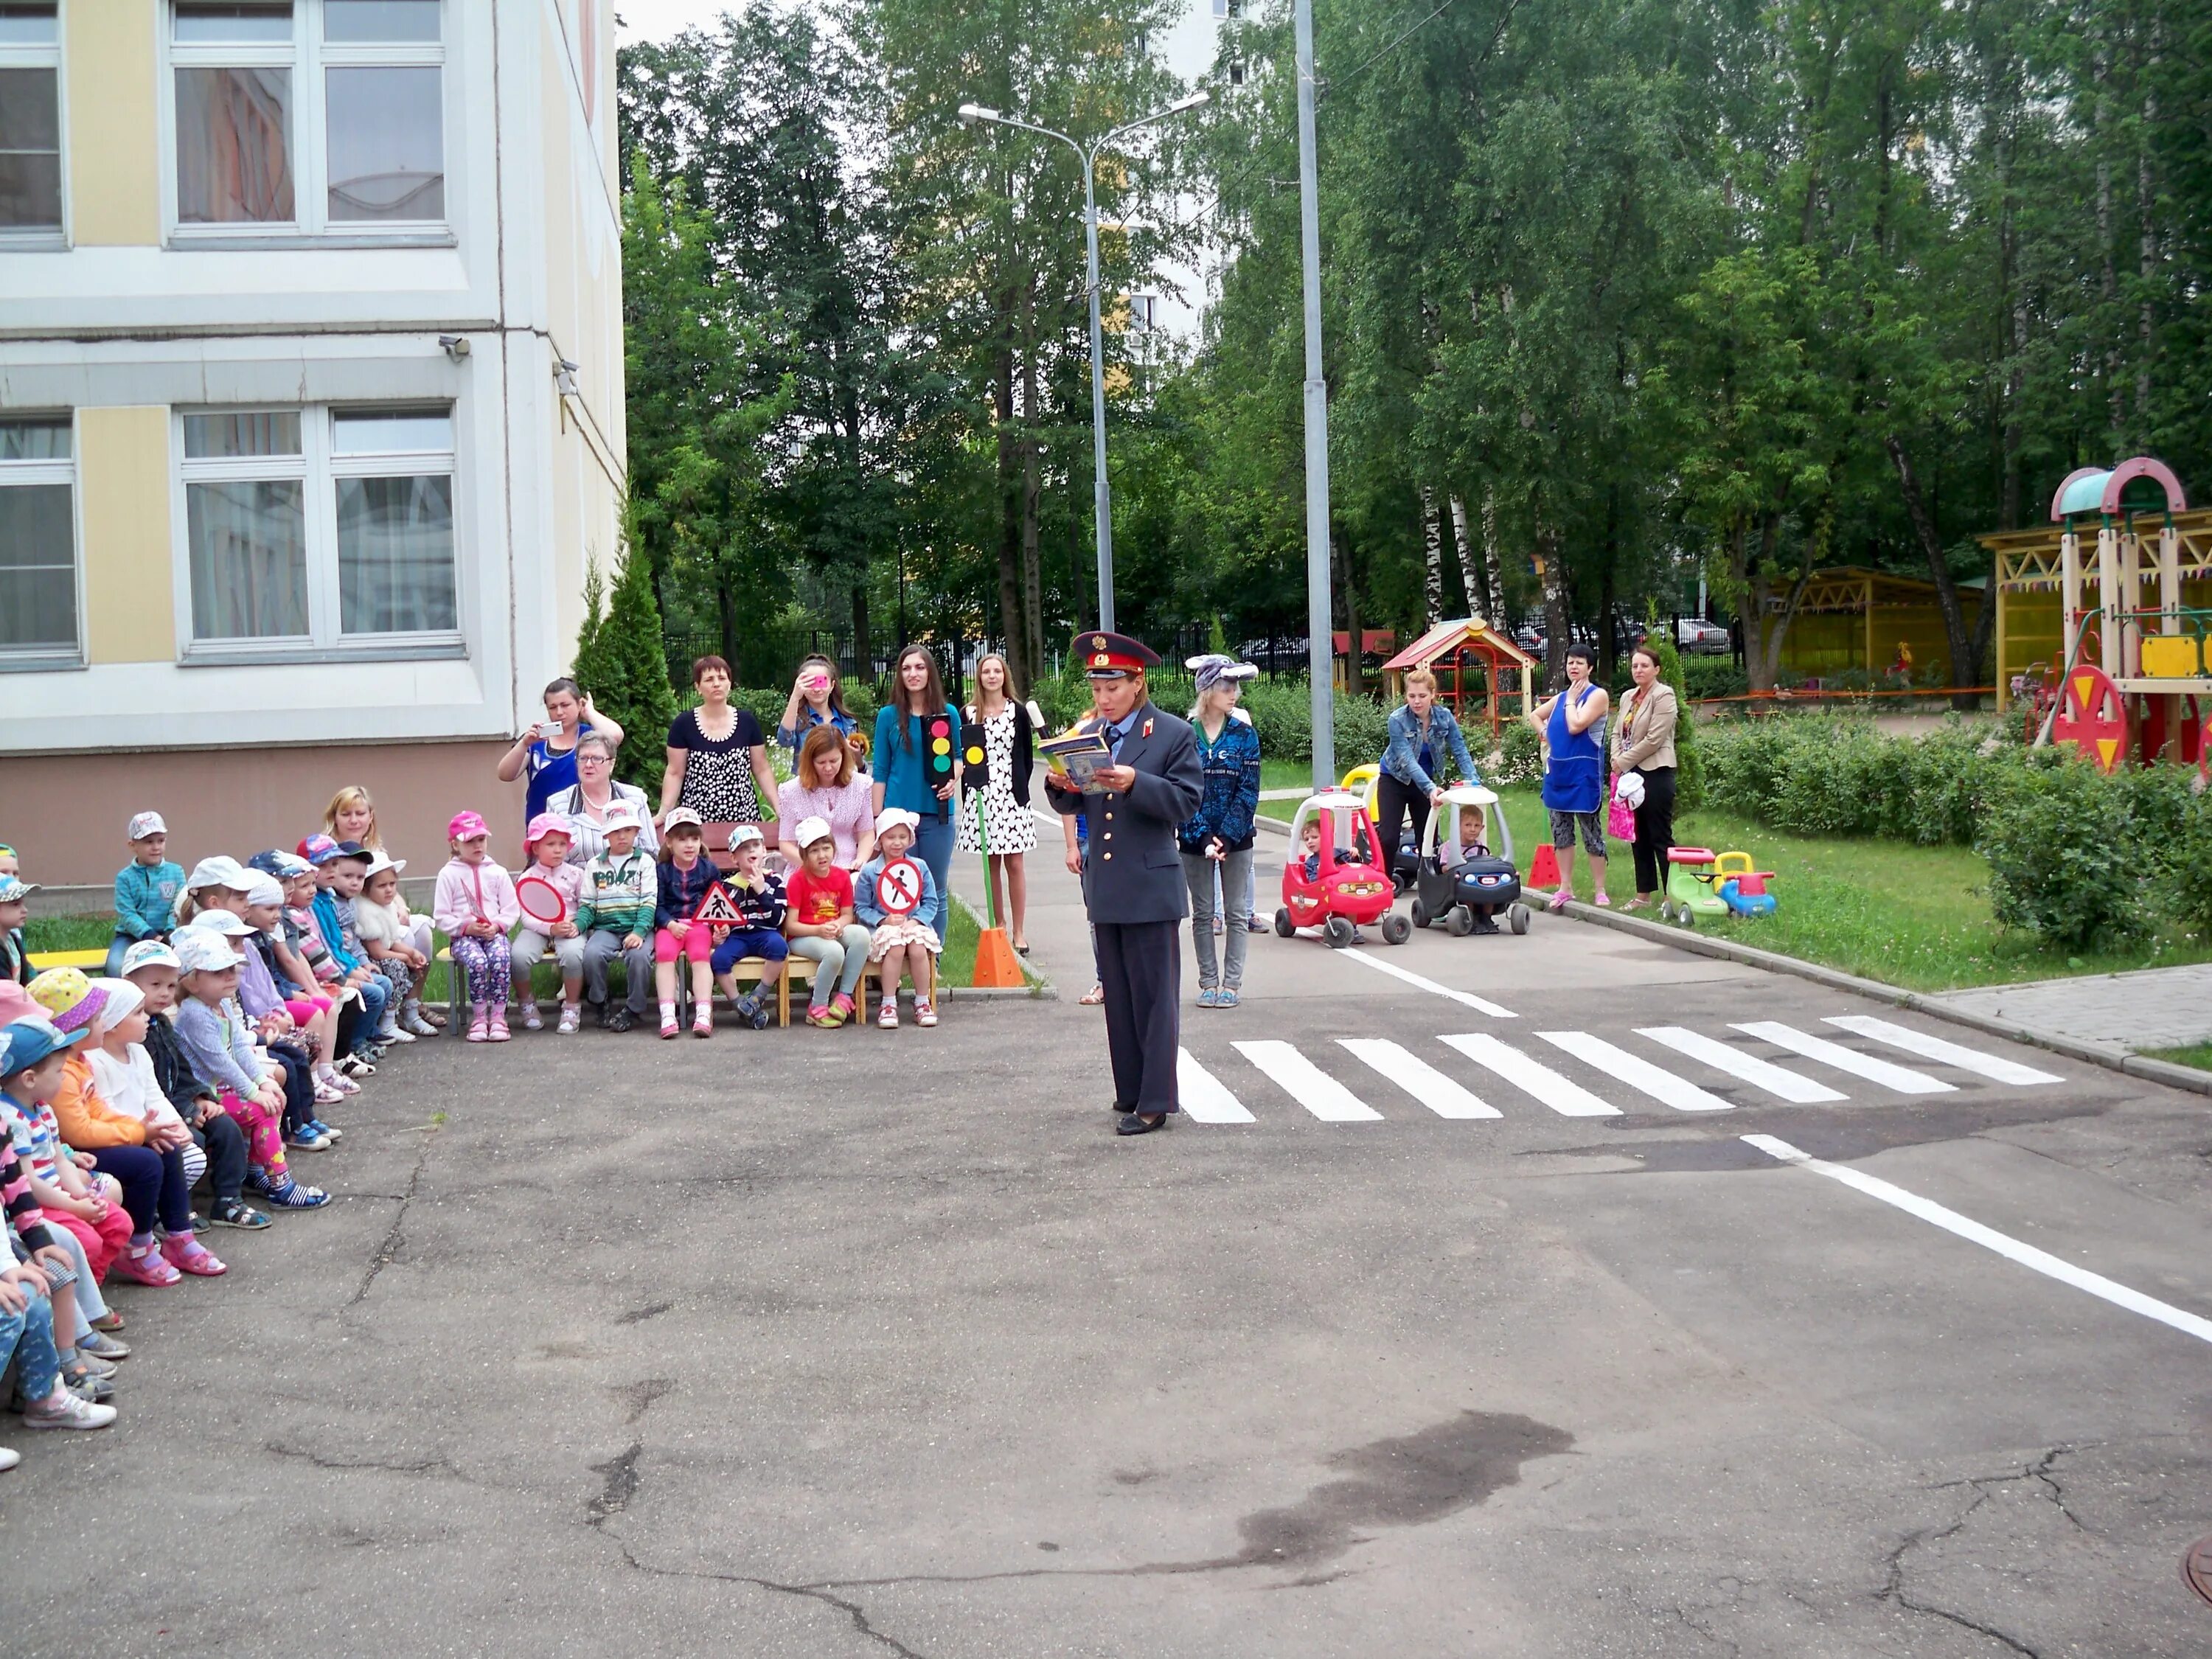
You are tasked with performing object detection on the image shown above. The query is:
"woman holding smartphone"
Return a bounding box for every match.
[496,676,627,825]
[776,653,858,753]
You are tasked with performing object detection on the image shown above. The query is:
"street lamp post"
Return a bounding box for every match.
[959,91,1208,633]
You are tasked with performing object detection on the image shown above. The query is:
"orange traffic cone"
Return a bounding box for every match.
[1527,842,1562,890]
[972,926,1026,988]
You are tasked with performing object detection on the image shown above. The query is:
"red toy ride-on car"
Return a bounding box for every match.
[1273,790,1413,947]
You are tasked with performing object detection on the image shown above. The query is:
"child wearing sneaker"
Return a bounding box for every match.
[783,816,872,1027]
[240,872,347,1106]
[577,804,656,1033]
[0,1037,119,1438]
[854,809,943,1029]
[171,932,327,1210]
[508,815,588,1032]
[122,941,268,1231]
[107,811,184,978]
[186,909,325,1151]
[652,808,721,1039]
[300,836,391,1060]
[82,976,229,1278]
[355,853,433,1039]
[432,810,519,1043]
[30,970,227,1279]
[710,826,787,1030]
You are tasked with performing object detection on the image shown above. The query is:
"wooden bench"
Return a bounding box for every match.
[30,948,108,972]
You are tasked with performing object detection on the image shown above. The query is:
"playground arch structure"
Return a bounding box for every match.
[1979,456,2212,771]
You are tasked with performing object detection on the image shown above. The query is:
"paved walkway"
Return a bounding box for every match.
[1933,962,2212,1055]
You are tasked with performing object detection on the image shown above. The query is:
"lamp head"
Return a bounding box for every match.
[1169,91,1211,114]
[958,103,999,125]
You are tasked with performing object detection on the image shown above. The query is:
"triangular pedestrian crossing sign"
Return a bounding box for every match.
[690,882,745,926]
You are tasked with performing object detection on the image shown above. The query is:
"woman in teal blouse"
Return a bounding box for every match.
[871,644,963,941]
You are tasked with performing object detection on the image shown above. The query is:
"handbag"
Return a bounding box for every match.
[1607,774,1636,841]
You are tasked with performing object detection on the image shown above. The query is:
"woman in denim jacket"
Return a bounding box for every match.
[1378,667,1481,869]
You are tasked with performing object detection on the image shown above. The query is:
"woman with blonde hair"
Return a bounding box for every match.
[1377,665,1481,870]
[956,653,1044,953]
[777,723,875,870]
[323,785,439,1015]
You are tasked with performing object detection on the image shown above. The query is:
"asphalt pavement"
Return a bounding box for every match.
[8,827,2212,1658]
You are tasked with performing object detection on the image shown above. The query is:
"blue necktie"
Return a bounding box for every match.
[1107,717,1134,760]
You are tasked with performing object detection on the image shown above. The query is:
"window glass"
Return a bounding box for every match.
[175,66,294,222]
[184,411,302,458]
[186,478,308,639]
[333,409,450,453]
[0,417,69,460]
[0,481,73,650]
[322,0,437,42]
[337,473,454,634]
[0,5,58,47]
[0,66,60,229]
[324,64,442,220]
[173,2,293,42]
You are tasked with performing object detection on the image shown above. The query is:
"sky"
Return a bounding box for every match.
[614,0,824,43]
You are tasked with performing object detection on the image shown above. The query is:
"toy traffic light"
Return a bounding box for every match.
[926,714,956,792]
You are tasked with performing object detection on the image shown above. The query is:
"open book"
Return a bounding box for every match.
[1038,728,1116,793]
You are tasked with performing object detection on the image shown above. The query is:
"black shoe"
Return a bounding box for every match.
[1116,1111,1170,1136]
[1471,915,1500,935]
[589,998,608,1029]
[606,1006,636,1034]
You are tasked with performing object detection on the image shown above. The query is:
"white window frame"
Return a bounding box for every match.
[161,0,450,247]
[0,410,84,671]
[0,1,67,249]
[171,402,464,664]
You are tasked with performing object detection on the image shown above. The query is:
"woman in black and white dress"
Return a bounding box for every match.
[658,653,779,832]
[956,653,1043,953]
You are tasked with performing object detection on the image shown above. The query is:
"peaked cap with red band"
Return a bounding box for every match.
[1073,628,1161,679]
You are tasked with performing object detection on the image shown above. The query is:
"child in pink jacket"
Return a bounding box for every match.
[431,811,521,1043]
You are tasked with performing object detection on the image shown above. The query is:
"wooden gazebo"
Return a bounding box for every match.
[1378,619,1537,737]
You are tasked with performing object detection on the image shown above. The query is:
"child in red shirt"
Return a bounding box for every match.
[782,817,872,1027]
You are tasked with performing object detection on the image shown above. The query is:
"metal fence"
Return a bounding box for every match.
[662,627,862,693]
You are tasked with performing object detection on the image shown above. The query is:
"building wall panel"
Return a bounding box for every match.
[79,404,174,665]
[66,0,161,248]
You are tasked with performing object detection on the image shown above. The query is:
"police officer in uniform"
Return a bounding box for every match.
[1046,630,1203,1135]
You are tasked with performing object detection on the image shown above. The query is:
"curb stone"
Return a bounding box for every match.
[1548,897,2212,1101]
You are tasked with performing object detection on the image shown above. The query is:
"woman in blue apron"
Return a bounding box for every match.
[1530,641,1610,911]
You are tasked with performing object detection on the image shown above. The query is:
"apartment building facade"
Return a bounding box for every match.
[0,0,623,885]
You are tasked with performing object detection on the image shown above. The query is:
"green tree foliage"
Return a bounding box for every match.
[573,530,681,793]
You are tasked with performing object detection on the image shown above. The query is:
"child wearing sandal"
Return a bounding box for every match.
[710,825,786,1032]
[853,809,942,1029]
[784,816,871,1027]
[122,941,268,1231]
[28,970,227,1279]
[432,810,520,1044]
[0,1063,127,1400]
[653,807,721,1039]
[171,932,328,1211]
[85,975,234,1265]
[185,908,330,1152]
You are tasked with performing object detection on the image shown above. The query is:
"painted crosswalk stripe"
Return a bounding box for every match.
[1234,1040,1385,1121]
[1731,1022,1954,1094]
[1822,1016,2063,1086]
[1337,1039,1502,1119]
[1338,947,1516,1018]
[1439,1034,1621,1117]
[1535,1031,1735,1113]
[1635,1026,1846,1103]
[1176,1048,1256,1124]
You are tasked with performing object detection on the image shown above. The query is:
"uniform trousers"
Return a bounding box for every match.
[1095,919,1183,1116]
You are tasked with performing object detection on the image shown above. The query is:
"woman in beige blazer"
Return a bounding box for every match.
[1610,646,1680,909]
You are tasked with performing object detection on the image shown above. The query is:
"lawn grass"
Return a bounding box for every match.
[1472,787,2212,993]
[2144,1043,2212,1073]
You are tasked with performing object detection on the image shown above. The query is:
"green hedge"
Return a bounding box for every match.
[1700,712,2212,950]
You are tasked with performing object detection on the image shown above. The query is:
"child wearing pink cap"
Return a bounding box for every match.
[432,811,519,1043]
[508,815,588,1032]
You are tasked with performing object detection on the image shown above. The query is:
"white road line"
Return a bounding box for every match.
[1338,1038,1502,1119]
[1536,1031,1735,1113]
[1637,1026,1846,1103]
[1338,947,1516,1018]
[1743,1135,2212,1349]
[1176,1048,1256,1124]
[1822,1015,2063,1086]
[1732,1021,1955,1095]
[1234,1040,1384,1121]
[1440,1034,1621,1117]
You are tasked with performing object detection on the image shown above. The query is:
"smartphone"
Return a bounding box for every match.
[536,720,563,740]
[803,673,827,692]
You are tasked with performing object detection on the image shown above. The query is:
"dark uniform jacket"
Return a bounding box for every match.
[1051,700,1204,925]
